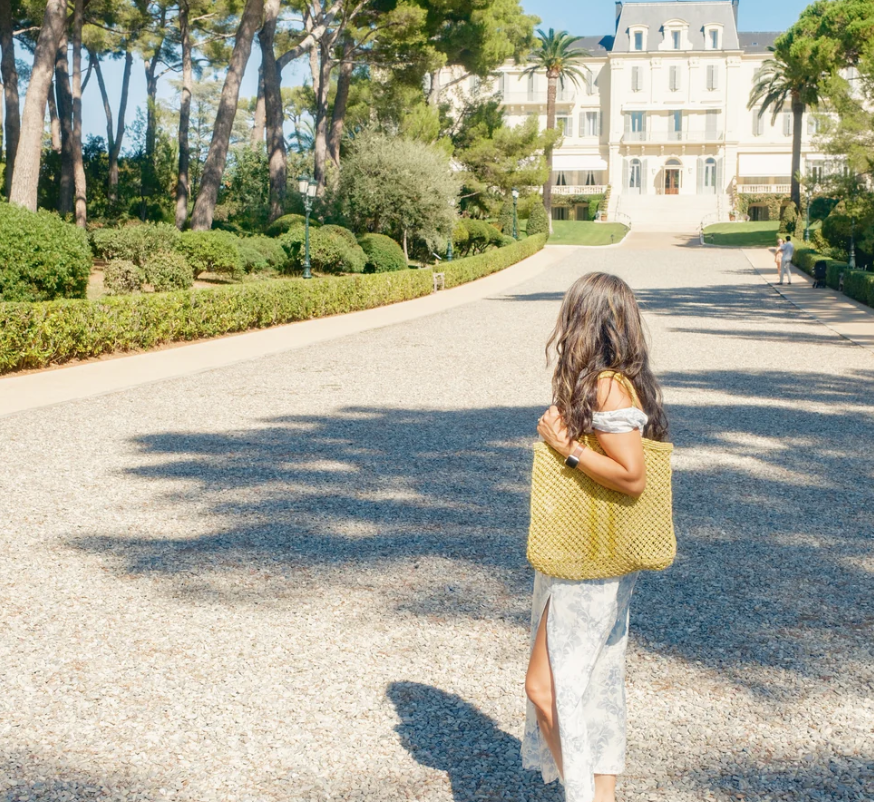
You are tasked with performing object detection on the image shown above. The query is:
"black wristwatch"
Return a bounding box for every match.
[564,443,585,468]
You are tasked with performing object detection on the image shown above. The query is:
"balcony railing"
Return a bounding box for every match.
[552,185,608,196]
[622,130,724,144]
[738,184,791,194]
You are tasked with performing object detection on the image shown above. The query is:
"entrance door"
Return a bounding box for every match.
[665,169,680,194]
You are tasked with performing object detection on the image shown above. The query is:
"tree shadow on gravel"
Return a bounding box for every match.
[68,369,874,695]
[387,681,563,802]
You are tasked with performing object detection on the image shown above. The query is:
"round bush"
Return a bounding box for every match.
[265,214,313,237]
[821,211,853,252]
[177,230,243,279]
[245,235,287,269]
[91,222,181,267]
[0,203,92,302]
[359,233,407,273]
[143,252,193,292]
[452,222,469,251]
[527,200,549,236]
[279,227,367,274]
[320,224,358,248]
[462,220,492,254]
[103,259,143,296]
[239,244,270,274]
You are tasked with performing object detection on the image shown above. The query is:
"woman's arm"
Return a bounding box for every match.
[537,377,647,497]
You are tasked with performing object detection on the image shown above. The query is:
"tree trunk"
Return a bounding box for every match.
[47,83,62,151]
[251,66,265,148]
[71,0,87,226]
[309,42,320,98]
[55,34,75,217]
[790,94,804,211]
[327,35,353,170]
[542,71,557,233]
[191,0,264,230]
[0,0,20,197]
[143,25,164,203]
[175,0,193,229]
[259,0,286,221]
[9,0,67,210]
[312,36,334,190]
[94,48,132,208]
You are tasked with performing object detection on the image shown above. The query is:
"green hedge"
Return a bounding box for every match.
[0,271,434,373]
[0,231,548,374]
[791,245,874,308]
[442,234,547,289]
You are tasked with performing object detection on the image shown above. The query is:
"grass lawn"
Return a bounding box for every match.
[702,220,821,248]
[522,219,629,246]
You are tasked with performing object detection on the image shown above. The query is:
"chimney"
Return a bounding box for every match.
[615,2,623,32]
[731,0,739,25]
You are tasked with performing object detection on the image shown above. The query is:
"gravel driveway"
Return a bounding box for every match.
[1,233,872,802]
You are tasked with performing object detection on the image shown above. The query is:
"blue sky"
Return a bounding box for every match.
[80,0,813,140]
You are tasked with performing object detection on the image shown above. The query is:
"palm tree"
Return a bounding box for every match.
[748,51,822,211]
[522,29,590,223]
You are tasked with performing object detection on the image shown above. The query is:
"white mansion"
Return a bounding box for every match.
[440,0,838,228]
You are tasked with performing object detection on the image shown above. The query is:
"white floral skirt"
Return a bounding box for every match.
[521,570,638,802]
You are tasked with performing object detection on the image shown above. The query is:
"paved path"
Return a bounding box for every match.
[1,236,872,802]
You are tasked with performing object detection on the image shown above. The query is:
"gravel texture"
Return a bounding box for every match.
[1,233,873,802]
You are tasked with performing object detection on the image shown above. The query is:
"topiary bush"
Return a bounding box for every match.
[460,220,493,255]
[177,230,243,280]
[91,222,181,267]
[0,203,92,302]
[498,199,515,236]
[452,222,469,253]
[779,202,797,235]
[320,224,358,248]
[144,252,193,292]
[359,233,407,273]
[103,259,143,296]
[239,244,270,274]
[279,227,367,274]
[245,235,287,269]
[527,200,549,237]
[265,214,311,237]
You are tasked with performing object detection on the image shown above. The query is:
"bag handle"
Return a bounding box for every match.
[597,370,640,409]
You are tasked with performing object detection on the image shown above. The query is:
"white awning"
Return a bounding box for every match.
[553,154,609,171]
[738,153,792,177]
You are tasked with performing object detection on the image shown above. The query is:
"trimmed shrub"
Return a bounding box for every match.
[359,233,407,273]
[279,227,367,274]
[265,213,311,237]
[177,230,243,279]
[498,199,515,236]
[0,271,435,373]
[842,269,874,307]
[245,235,287,269]
[779,202,797,235]
[0,203,92,302]
[103,260,143,296]
[91,222,181,267]
[791,245,817,275]
[320,224,358,248]
[239,244,270,274]
[462,220,493,255]
[144,252,193,292]
[442,234,547,288]
[499,234,517,247]
[527,200,549,237]
[822,211,853,251]
[452,222,469,252]
[810,197,838,221]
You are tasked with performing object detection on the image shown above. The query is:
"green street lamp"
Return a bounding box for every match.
[804,185,818,243]
[848,215,856,269]
[512,187,519,240]
[298,174,318,279]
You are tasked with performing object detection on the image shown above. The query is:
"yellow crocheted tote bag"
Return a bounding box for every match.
[526,372,676,580]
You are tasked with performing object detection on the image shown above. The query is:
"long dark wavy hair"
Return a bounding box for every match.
[546,272,668,442]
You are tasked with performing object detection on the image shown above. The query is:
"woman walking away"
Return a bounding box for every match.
[522,272,670,802]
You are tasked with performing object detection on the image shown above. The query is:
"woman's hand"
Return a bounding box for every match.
[537,405,574,458]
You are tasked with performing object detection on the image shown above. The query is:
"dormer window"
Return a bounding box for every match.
[705,24,723,50]
[660,20,688,51]
[629,25,648,51]
[672,30,681,49]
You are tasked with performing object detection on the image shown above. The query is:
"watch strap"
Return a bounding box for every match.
[564,443,585,468]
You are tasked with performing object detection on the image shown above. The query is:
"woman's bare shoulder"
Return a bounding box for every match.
[595,375,634,413]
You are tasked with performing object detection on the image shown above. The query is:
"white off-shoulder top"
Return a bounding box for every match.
[590,407,648,434]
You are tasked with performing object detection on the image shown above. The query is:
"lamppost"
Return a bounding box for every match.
[298,175,318,279]
[848,214,857,269]
[805,184,818,243]
[512,187,519,240]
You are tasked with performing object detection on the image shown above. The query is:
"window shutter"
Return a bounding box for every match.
[632,66,640,91]
[783,112,792,136]
[623,159,630,189]
[641,111,647,132]
[706,65,714,90]
[598,111,603,136]
[807,115,816,135]
[641,159,649,192]
[716,157,724,192]
[625,113,632,134]
[697,157,705,193]
[565,114,573,137]
[527,73,535,101]
[579,112,587,136]
[586,71,594,95]
[669,66,679,91]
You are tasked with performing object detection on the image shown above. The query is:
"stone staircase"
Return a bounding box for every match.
[612,193,730,233]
